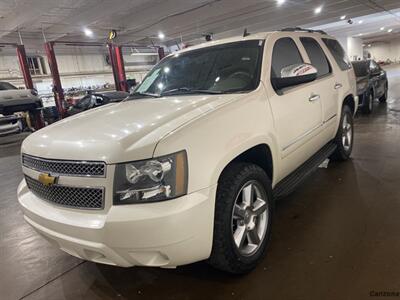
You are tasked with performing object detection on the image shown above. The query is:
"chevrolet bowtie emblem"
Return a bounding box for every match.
[38,173,58,186]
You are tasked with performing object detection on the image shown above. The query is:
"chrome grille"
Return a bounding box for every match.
[25,176,104,209]
[22,154,106,177]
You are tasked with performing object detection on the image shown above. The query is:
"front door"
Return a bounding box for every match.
[266,37,323,178]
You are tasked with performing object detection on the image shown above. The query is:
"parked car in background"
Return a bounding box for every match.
[0,114,23,137]
[66,90,129,116]
[352,60,388,114]
[0,81,42,116]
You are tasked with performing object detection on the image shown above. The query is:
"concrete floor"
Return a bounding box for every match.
[1,66,400,300]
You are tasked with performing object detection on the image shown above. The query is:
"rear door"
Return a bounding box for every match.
[299,37,338,129]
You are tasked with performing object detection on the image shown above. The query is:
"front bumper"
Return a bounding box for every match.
[0,115,22,136]
[18,179,216,268]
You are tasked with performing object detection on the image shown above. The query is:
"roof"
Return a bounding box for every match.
[168,30,334,57]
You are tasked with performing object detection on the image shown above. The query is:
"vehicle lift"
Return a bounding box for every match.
[44,41,165,119]
[0,42,43,130]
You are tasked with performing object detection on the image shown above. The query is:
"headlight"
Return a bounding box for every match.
[113,151,188,204]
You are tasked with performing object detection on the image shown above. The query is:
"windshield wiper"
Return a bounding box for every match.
[129,91,161,98]
[160,87,223,96]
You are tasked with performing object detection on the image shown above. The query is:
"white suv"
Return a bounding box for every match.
[18,28,357,274]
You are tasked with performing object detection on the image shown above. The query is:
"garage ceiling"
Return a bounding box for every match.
[1,0,400,53]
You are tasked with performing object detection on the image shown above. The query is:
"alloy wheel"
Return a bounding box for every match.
[231,180,269,256]
[342,114,352,152]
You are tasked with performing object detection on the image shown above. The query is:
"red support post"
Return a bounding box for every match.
[114,46,128,92]
[44,42,65,118]
[16,45,34,89]
[107,43,121,91]
[16,44,44,129]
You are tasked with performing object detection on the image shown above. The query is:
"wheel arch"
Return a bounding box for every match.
[217,143,274,185]
[343,93,356,115]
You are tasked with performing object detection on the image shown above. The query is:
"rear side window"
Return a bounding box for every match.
[271,38,303,79]
[322,38,352,71]
[300,37,331,77]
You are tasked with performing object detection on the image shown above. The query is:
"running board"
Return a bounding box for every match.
[273,142,337,200]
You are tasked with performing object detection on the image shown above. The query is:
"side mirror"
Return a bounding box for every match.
[94,96,104,106]
[272,63,318,90]
[371,69,381,76]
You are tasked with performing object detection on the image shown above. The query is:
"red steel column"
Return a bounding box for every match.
[16,45,44,129]
[107,43,121,91]
[16,45,34,89]
[114,45,128,92]
[44,42,65,118]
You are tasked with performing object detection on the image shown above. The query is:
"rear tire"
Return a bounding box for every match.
[361,91,373,114]
[209,163,273,274]
[330,105,354,161]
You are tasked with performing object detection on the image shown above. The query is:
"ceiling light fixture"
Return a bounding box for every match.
[358,20,363,24]
[340,15,346,20]
[158,32,165,40]
[277,0,285,6]
[388,29,393,32]
[314,6,323,14]
[380,27,385,31]
[83,28,93,37]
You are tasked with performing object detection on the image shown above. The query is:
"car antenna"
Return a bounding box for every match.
[243,28,250,37]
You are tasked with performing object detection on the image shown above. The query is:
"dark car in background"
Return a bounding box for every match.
[66,90,129,116]
[352,60,388,114]
[0,81,42,116]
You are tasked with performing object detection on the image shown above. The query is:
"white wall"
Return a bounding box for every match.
[335,36,363,61]
[366,39,400,62]
[0,52,155,93]
[347,37,363,61]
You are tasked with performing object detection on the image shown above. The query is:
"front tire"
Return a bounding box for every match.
[361,91,373,114]
[379,84,388,103]
[209,163,273,274]
[330,105,354,161]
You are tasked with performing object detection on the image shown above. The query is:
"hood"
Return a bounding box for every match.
[22,94,241,163]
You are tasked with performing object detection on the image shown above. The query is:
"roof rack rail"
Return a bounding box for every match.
[280,27,328,35]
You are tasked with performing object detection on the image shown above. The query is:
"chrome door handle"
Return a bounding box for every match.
[309,94,320,102]
[334,83,343,90]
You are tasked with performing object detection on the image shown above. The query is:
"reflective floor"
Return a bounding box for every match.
[1,66,400,300]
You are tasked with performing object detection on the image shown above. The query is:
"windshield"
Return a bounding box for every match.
[0,82,18,90]
[133,40,264,98]
[75,95,92,109]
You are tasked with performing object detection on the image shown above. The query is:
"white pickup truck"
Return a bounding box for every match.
[18,28,357,274]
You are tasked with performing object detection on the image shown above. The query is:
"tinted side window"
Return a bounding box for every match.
[271,38,303,79]
[300,37,331,77]
[322,38,352,71]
